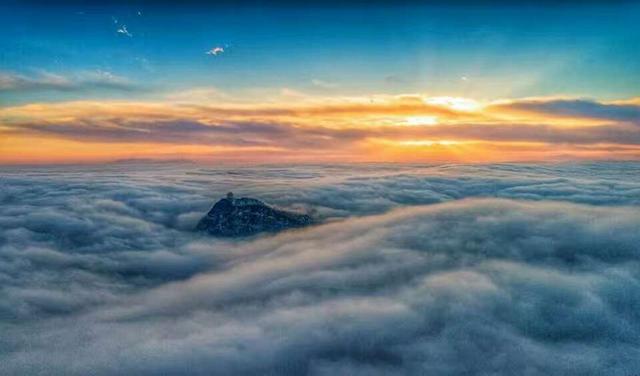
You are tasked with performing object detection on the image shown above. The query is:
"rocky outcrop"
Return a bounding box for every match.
[196,192,313,237]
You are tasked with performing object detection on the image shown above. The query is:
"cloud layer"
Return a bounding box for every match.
[1,163,639,375]
[2,95,640,163]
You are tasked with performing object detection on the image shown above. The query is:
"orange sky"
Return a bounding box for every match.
[2,93,639,164]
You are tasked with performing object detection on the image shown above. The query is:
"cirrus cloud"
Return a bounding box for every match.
[0,70,139,94]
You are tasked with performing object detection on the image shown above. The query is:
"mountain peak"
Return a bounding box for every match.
[196,193,313,237]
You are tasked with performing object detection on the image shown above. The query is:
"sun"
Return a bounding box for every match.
[404,116,439,126]
[425,96,482,112]
[397,140,462,146]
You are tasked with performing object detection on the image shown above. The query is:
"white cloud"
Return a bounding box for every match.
[1,163,639,375]
[311,79,338,89]
[117,25,132,37]
[206,46,225,56]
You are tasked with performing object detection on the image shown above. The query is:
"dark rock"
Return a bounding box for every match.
[196,192,314,237]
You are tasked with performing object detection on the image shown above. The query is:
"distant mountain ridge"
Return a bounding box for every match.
[196,192,313,237]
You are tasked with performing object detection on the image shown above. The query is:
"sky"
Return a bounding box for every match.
[1,1,640,164]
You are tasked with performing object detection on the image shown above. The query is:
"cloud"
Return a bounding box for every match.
[0,163,639,374]
[0,70,138,94]
[116,25,132,37]
[2,95,640,163]
[7,116,640,152]
[0,71,71,91]
[488,97,640,123]
[311,79,338,89]
[206,46,225,56]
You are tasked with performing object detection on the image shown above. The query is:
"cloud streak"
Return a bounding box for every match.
[0,71,139,94]
[489,97,640,122]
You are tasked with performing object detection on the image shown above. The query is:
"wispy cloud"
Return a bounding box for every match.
[206,46,225,56]
[0,70,139,94]
[311,79,338,89]
[488,97,640,123]
[116,25,132,37]
[0,71,73,91]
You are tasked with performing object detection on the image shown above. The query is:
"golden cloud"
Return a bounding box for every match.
[1,94,639,164]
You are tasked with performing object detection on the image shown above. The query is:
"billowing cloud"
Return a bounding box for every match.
[0,163,639,375]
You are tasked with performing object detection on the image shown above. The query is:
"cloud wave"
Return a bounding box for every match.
[1,163,639,375]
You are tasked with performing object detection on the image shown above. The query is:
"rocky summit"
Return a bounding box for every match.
[196,192,313,237]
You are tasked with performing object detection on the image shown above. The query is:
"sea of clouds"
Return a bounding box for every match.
[1,161,640,375]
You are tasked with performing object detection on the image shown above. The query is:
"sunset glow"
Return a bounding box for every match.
[2,93,639,163]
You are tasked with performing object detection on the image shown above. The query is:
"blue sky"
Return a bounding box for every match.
[2,1,639,105]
